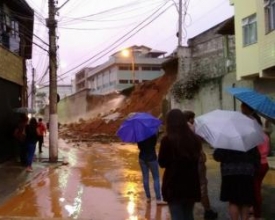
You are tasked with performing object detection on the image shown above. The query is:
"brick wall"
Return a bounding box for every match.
[170,21,253,116]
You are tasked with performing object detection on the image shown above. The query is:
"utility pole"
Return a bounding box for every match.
[31,67,35,110]
[177,0,184,79]
[131,48,136,85]
[47,0,58,162]
[177,0,191,80]
[178,0,183,48]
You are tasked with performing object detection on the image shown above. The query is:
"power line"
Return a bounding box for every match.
[60,1,166,26]
[60,0,147,21]
[43,2,174,84]
[57,2,172,79]
[58,21,139,31]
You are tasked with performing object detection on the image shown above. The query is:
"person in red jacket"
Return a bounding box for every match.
[37,118,46,153]
[253,133,269,220]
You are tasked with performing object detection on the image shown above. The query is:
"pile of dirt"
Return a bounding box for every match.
[60,72,177,142]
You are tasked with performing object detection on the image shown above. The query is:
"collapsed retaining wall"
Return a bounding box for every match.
[57,89,126,124]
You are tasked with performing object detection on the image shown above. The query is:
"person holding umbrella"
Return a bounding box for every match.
[158,109,202,219]
[195,108,264,220]
[212,106,261,220]
[241,102,270,220]
[117,112,166,205]
[137,134,166,205]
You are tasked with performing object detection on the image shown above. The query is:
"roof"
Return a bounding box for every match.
[149,49,166,57]
[216,17,235,35]
[111,45,166,58]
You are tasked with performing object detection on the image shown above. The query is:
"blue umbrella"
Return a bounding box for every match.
[117,112,162,143]
[226,87,275,120]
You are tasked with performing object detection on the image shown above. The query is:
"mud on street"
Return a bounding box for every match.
[0,140,274,220]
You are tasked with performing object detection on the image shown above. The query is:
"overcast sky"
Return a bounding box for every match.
[25,0,234,85]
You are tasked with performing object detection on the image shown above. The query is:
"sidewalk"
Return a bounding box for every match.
[268,154,275,170]
[0,138,67,206]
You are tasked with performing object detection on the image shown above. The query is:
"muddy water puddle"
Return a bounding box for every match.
[1,143,275,219]
[0,143,170,219]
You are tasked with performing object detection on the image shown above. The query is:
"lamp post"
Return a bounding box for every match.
[121,48,136,85]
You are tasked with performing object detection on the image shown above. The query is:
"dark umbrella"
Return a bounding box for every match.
[13,107,36,114]
[117,112,161,143]
[226,87,275,122]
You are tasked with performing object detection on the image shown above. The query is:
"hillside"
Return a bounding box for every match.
[60,71,177,142]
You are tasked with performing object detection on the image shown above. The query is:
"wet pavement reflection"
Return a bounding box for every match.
[0,142,274,220]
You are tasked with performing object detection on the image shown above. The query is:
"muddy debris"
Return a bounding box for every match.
[59,73,177,143]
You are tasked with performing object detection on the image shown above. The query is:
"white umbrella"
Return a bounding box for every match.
[195,109,265,152]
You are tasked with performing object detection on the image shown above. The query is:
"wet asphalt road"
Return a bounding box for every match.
[0,140,274,220]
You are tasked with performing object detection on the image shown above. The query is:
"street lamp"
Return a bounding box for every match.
[121,48,136,85]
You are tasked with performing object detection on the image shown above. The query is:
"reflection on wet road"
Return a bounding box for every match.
[0,142,274,220]
[0,142,170,219]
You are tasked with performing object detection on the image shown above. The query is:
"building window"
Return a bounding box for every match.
[129,80,139,84]
[119,79,128,84]
[152,67,161,71]
[141,66,161,71]
[119,66,131,70]
[141,66,151,71]
[242,14,257,46]
[11,20,19,38]
[265,0,275,32]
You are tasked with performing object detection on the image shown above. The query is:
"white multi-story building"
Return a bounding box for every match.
[74,45,167,95]
[34,84,73,111]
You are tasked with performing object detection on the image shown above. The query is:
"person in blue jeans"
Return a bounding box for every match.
[137,134,166,205]
[25,117,39,172]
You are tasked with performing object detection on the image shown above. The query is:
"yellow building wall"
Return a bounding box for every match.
[233,0,259,80]
[256,0,275,76]
[232,0,275,79]
[0,45,23,85]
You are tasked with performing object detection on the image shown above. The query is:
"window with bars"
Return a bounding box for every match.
[264,0,275,32]
[242,14,257,46]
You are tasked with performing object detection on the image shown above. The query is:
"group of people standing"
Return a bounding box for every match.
[136,109,217,220]
[13,115,47,172]
[136,106,270,220]
[213,103,270,220]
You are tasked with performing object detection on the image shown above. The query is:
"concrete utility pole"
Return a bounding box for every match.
[177,0,184,79]
[178,0,183,47]
[47,0,58,162]
[131,48,136,85]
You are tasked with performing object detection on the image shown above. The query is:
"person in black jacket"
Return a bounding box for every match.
[25,117,39,172]
[137,134,166,205]
[158,109,202,220]
[13,114,28,166]
[213,148,260,220]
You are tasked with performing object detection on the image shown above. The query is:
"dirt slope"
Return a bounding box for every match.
[60,72,176,141]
